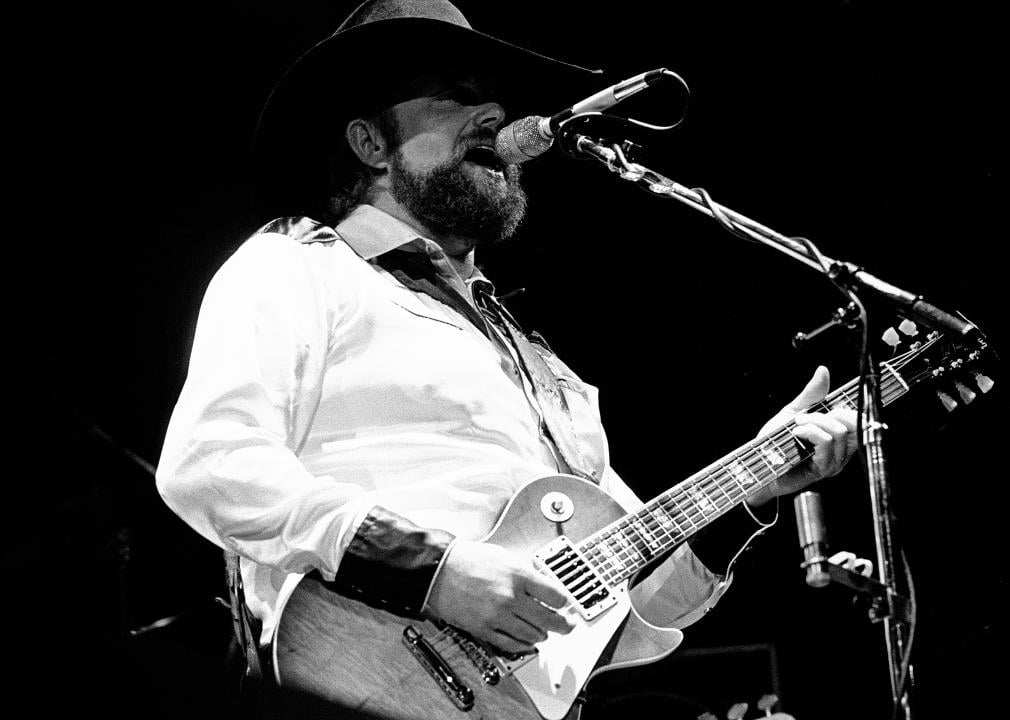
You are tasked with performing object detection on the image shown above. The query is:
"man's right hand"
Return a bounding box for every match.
[424,540,575,654]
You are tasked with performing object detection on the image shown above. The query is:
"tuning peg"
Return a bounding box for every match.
[975,372,994,393]
[937,390,958,412]
[955,381,977,404]
[757,694,779,713]
[882,327,901,347]
[898,319,919,337]
[727,702,749,720]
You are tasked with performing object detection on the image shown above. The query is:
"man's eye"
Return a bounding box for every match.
[434,89,482,104]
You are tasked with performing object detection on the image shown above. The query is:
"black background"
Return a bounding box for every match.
[18,1,1007,719]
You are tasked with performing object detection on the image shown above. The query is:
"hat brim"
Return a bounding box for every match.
[252,17,606,212]
[259,17,605,128]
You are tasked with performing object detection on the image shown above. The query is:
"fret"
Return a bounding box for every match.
[629,515,664,554]
[770,431,801,466]
[628,521,658,561]
[686,484,719,519]
[581,545,606,576]
[705,473,737,512]
[723,475,749,504]
[756,440,786,475]
[665,491,701,530]
[621,519,648,553]
[594,534,626,576]
[650,502,684,540]
[613,526,646,564]
[833,390,859,412]
[638,509,674,549]
[599,535,626,575]
[726,458,760,490]
[809,399,832,415]
[719,460,748,496]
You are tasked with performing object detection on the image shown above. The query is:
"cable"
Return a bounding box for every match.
[889,551,918,720]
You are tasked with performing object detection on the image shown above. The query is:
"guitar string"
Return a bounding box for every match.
[591,379,903,582]
[575,338,959,587]
[598,360,947,583]
[583,404,846,580]
[581,337,938,575]
[575,355,934,585]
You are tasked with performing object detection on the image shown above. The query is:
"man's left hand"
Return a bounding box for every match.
[747,365,858,507]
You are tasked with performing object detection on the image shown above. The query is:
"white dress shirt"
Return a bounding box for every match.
[156,205,730,644]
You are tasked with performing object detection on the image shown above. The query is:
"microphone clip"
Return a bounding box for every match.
[556,113,645,162]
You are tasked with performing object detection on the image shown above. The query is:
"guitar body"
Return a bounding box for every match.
[275,475,685,720]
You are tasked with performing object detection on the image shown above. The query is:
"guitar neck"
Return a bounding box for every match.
[578,359,914,584]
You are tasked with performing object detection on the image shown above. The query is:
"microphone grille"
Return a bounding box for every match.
[495,116,552,164]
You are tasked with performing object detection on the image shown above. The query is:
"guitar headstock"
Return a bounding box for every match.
[880,318,996,415]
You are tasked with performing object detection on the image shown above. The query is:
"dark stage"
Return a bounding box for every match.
[20,1,1006,718]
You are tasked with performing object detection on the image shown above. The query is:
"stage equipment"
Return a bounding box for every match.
[501,90,999,720]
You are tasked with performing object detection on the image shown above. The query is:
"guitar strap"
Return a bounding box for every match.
[375,248,601,484]
[473,285,600,484]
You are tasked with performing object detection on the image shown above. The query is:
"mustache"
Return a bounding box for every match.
[454,128,521,181]
[455,129,502,158]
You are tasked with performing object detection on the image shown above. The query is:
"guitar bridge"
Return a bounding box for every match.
[402,625,474,712]
[534,536,617,621]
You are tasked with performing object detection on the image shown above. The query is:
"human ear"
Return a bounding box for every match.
[345,117,391,170]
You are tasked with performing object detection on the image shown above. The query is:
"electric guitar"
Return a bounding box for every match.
[273,325,995,720]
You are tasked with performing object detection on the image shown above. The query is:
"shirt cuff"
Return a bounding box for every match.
[688,500,778,575]
[327,505,455,618]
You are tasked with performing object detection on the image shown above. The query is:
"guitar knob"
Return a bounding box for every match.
[975,372,994,393]
[540,492,574,522]
[955,381,977,405]
[881,327,900,347]
[937,390,958,412]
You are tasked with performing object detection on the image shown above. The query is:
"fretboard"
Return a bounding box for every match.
[578,361,912,585]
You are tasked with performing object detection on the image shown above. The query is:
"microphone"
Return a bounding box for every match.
[495,68,676,164]
[794,491,830,588]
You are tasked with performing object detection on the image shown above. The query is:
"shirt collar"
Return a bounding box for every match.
[335,204,430,260]
[335,204,490,287]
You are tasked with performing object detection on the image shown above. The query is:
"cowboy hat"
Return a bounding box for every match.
[253,0,604,214]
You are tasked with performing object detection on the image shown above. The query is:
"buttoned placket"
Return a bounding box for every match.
[375,243,569,475]
[472,284,598,483]
[469,281,572,475]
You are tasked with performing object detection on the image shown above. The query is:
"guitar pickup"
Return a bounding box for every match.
[535,536,618,621]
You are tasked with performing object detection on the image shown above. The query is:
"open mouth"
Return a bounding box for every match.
[462,145,506,177]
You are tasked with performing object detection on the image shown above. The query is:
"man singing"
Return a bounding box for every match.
[156,1,856,717]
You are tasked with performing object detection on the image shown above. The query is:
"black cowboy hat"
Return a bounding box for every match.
[253,0,605,216]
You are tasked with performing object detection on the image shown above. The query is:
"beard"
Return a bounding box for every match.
[387,142,527,246]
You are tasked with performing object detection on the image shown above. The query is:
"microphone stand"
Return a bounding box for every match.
[554,120,974,720]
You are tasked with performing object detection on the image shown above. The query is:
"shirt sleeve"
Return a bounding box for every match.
[155,233,375,579]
